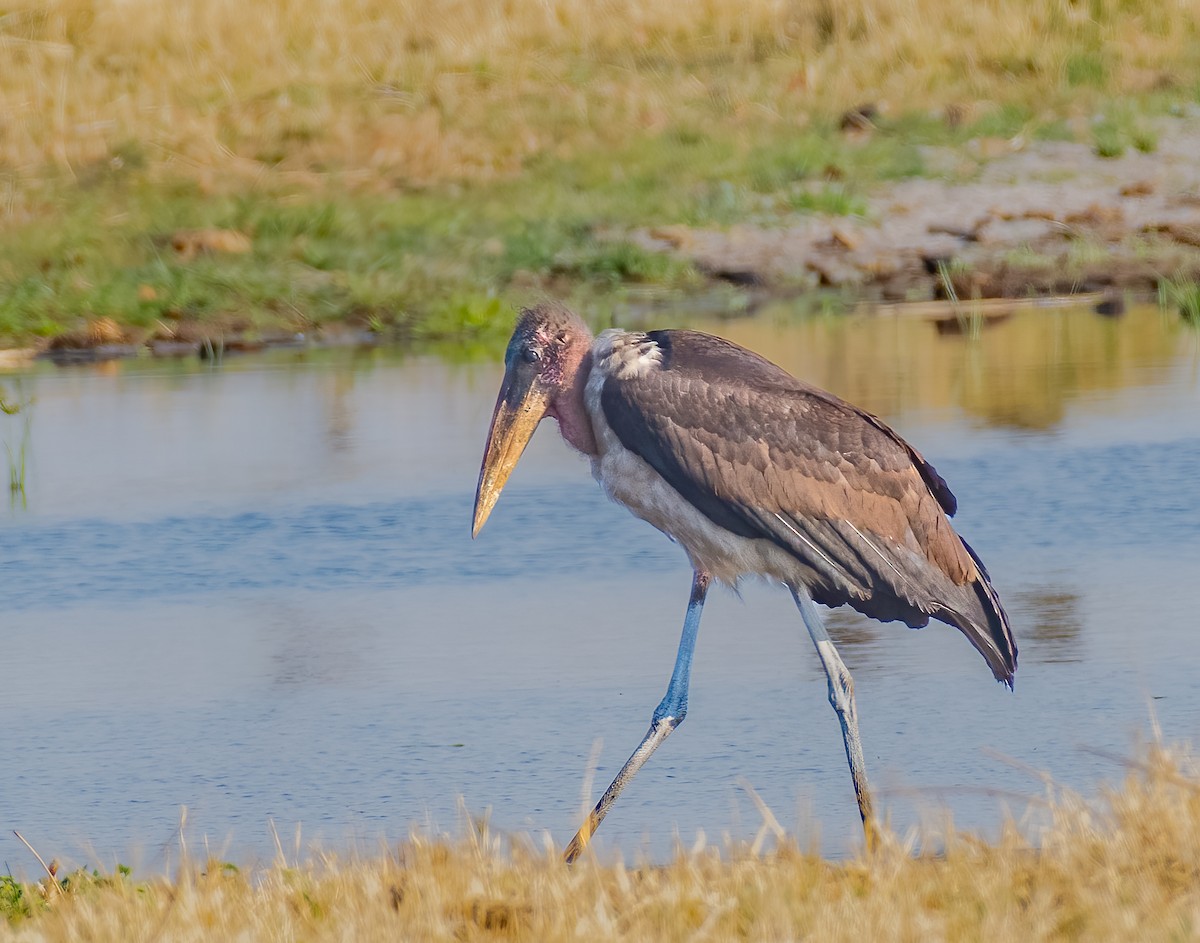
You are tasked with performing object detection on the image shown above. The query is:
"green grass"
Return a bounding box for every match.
[0,91,1197,348]
[0,874,32,922]
[1159,277,1200,323]
[1092,103,1160,158]
[0,100,1103,350]
[1,864,138,923]
[786,183,869,217]
[1064,50,1109,88]
[0,382,32,506]
[0,119,940,346]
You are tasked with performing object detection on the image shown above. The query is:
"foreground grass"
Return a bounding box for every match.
[2,0,1200,346]
[5,746,1200,941]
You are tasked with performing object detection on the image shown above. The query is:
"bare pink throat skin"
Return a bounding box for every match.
[548,348,598,456]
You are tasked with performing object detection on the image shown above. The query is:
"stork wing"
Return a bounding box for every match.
[600,330,1016,684]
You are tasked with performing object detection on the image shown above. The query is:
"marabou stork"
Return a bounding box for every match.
[472,302,1017,862]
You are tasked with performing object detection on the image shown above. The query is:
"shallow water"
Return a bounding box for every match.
[1,303,1198,874]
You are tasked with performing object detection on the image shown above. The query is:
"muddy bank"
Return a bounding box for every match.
[632,114,1200,304]
[0,323,372,368]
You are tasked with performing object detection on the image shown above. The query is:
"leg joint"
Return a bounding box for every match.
[828,686,852,716]
[827,674,857,716]
[652,699,686,728]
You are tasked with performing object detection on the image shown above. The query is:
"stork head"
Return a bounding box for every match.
[472,302,593,537]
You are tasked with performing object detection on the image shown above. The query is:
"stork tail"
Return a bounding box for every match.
[943,539,1017,687]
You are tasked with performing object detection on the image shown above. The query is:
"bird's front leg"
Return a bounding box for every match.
[790,585,879,850]
[563,570,711,864]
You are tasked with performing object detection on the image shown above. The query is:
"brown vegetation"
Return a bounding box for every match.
[4,745,1199,941]
[4,0,1199,192]
[3,1,1199,348]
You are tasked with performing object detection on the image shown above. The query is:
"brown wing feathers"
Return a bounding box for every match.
[601,330,1017,685]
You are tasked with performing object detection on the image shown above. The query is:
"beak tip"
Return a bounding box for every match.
[473,377,547,544]
[471,501,489,539]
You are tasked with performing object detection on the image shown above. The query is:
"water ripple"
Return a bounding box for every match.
[3,434,1196,613]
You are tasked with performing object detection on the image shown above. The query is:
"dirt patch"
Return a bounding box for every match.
[45,316,127,348]
[631,114,1200,303]
[166,228,253,261]
[41,317,141,363]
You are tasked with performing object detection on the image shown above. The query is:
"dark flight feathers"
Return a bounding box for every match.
[600,330,1017,685]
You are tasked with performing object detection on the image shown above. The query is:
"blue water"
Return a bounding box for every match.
[1,309,1198,875]
[3,432,1199,611]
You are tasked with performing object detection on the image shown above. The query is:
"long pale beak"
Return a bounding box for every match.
[472,369,551,537]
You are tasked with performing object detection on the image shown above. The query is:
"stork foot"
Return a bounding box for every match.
[563,570,710,864]
[564,718,676,864]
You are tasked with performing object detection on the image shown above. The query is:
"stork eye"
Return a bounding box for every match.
[522,346,541,364]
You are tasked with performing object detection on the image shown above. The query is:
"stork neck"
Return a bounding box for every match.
[549,350,598,456]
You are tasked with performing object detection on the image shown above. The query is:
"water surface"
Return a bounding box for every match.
[1,303,1198,873]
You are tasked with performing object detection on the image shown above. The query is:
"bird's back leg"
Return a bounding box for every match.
[563,570,711,864]
[790,585,878,849]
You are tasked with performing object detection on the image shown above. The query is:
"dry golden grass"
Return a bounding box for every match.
[3,0,1198,190]
[5,746,1200,941]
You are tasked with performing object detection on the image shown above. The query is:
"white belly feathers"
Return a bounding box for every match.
[583,330,809,587]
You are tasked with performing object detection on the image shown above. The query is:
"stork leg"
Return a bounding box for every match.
[790,585,879,850]
[563,570,711,863]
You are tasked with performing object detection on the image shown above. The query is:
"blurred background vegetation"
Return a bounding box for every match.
[1,0,1199,346]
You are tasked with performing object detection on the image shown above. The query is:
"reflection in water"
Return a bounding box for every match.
[931,310,1013,337]
[323,370,357,455]
[264,600,378,687]
[1013,586,1084,664]
[0,302,1198,871]
[1,377,33,512]
[823,609,882,658]
[708,303,1192,431]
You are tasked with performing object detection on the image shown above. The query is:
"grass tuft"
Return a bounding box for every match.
[0,382,33,506]
[787,183,869,217]
[1092,104,1160,158]
[1064,50,1109,88]
[1159,277,1200,324]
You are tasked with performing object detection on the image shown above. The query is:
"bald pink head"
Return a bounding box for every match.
[506,303,597,456]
